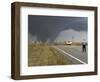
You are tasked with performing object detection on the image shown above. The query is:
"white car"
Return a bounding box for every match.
[65,41,72,45]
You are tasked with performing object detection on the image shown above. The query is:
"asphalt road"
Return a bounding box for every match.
[52,45,88,65]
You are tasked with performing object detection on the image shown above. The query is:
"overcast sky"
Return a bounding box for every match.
[28,15,88,42]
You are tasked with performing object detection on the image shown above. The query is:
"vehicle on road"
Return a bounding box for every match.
[65,41,72,45]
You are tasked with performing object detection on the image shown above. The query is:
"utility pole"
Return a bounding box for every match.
[72,36,74,42]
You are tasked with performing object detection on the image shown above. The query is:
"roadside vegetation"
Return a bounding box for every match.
[28,43,69,66]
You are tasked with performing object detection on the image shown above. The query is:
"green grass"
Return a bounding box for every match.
[28,43,69,66]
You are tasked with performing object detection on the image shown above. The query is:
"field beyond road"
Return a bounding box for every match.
[28,44,71,66]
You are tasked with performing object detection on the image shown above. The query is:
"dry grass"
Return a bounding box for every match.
[28,43,69,66]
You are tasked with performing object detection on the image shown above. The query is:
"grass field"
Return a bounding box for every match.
[28,43,69,66]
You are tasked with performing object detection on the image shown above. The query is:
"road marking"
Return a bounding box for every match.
[52,46,86,64]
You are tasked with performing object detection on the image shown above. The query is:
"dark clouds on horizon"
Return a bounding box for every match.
[28,15,88,42]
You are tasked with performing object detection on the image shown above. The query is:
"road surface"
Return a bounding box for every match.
[52,45,88,64]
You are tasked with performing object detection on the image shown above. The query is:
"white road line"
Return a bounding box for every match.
[52,46,86,64]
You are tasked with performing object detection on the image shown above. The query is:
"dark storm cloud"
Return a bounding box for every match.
[28,15,88,42]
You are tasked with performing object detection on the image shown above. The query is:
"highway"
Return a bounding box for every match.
[52,45,88,65]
